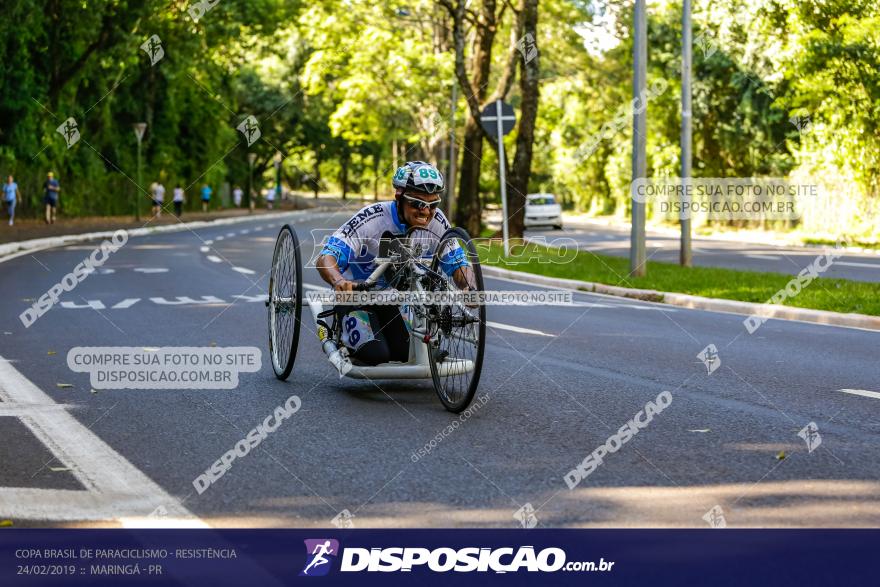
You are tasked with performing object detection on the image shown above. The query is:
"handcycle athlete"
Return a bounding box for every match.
[316,161,475,366]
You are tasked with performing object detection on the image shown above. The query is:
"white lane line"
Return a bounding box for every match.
[112,298,141,309]
[232,267,256,275]
[839,388,880,400]
[133,267,168,274]
[206,255,223,263]
[487,321,553,337]
[746,254,782,260]
[239,229,250,235]
[225,232,236,237]
[215,236,224,241]
[0,358,206,526]
[0,404,72,416]
[835,261,880,269]
[204,239,213,245]
[200,246,210,253]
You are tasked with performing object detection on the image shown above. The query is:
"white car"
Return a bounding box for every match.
[524,193,563,229]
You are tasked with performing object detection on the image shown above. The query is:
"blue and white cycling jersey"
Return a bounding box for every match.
[319,201,468,283]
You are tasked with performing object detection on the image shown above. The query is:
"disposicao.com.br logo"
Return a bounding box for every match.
[299,541,614,575]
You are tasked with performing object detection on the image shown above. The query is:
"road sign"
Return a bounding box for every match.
[133,123,147,142]
[480,101,516,136]
[480,100,516,257]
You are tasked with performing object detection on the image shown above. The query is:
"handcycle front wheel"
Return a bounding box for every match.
[427,227,486,413]
[267,224,303,380]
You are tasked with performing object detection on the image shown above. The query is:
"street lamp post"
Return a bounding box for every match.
[680,0,693,267]
[630,0,647,277]
[247,152,256,213]
[133,123,147,222]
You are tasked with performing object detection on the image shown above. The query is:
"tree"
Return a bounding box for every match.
[506,0,539,239]
[442,0,522,236]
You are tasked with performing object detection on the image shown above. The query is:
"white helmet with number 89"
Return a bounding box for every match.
[392,161,444,195]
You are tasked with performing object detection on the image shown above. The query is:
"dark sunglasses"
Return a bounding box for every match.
[402,193,442,211]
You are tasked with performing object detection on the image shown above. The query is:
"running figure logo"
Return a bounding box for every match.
[697,344,721,375]
[140,34,165,66]
[56,117,80,148]
[300,539,339,577]
[237,115,261,146]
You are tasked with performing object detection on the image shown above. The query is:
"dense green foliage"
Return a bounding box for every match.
[0,0,877,239]
[537,0,880,239]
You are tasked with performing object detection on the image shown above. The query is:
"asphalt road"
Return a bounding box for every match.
[1,207,878,528]
[525,218,880,282]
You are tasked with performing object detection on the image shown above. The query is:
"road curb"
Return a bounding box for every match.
[483,265,880,332]
[0,206,348,264]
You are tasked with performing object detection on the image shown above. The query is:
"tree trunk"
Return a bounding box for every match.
[456,117,485,236]
[507,0,539,239]
[313,150,321,199]
[340,149,349,200]
[373,152,380,201]
[444,0,500,236]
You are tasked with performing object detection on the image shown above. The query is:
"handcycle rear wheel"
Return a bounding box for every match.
[268,224,303,380]
[427,227,486,413]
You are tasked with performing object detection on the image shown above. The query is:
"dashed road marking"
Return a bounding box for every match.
[839,388,880,400]
[112,298,141,309]
[835,261,880,269]
[206,255,223,263]
[232,267,256,275]
[488,321,553,337]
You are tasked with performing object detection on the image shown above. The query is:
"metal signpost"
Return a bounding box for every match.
[680,0,693,266]
[133,123,147,222]
[631,1,647,276]
[480,100,516,257]
[247,152,257,212]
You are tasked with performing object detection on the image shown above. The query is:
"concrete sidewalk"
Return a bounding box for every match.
[0,194,358,245]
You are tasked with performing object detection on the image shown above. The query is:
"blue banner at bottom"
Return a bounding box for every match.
[0,529,875,586]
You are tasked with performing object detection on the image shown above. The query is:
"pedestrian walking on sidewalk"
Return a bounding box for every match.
[201,184,212,213]
[173,184,185,217]
[151,181,166,217]
[3,175,19,226]
[43,171,60,224]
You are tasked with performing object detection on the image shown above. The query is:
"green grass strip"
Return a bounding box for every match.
[477,238,880,316]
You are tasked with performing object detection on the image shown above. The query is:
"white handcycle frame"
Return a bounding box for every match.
[309,252,476,380]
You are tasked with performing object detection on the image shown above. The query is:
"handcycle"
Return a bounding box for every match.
[266,224,486,413]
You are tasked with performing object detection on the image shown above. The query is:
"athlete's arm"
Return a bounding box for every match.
[317,254,354,292]
[452,266,474,290]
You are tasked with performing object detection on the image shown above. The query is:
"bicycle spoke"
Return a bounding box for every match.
[428,229,486,412]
